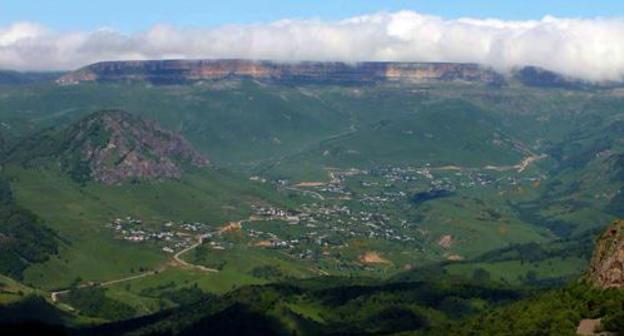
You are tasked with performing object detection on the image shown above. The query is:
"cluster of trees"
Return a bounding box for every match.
[140,281,216,307]
[4,271,624,335]
[66,287,136,321]
[111,276,525,335]
[191,247,227,270]
[432,282,624,335]
[0,177,58,279]
[250,265,287,281]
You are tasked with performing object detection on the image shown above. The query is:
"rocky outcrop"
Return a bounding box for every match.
[587,220,624,288]
[60,110,208,184]
[56,59,505,86]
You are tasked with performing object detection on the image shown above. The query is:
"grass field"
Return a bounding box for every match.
[445,257,587,285]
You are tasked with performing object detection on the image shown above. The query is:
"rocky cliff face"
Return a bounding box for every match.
[56,60,505,85]
[587,220,624,288]
[60,110,208,184]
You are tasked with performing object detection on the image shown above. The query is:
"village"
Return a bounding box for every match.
[106,217,213,254]
[106,162,544,262]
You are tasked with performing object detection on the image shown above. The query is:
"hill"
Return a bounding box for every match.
[7,110,209,185]
[0,109,299,291]
[0,71,64,86]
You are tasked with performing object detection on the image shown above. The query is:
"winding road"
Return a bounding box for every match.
[172,233,219,273]
[50,268,164,303]
[284,186,325,200]
[51,231,221,305]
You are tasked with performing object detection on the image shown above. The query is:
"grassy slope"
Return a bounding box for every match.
[4,164,292,290]
[0,81,623,329]
[0,81,350,168]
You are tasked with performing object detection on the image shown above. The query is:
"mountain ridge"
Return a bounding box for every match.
[55,59,611,88]
[57,59,503,86]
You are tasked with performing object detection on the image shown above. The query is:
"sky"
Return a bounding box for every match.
[2,1,624,31]
[1,1,624,81]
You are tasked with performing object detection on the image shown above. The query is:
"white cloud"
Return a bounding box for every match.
[1,11,623,81]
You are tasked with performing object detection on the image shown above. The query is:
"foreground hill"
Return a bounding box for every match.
[431,220,624,335]
[1,220,623,335]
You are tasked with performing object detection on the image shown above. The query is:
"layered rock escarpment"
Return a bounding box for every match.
[56,59,505,85]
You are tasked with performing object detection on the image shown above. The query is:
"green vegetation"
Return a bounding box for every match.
[76,275,524,335]
[2,164,294,289]
[0,176,58,279]
[430,282,624,335]
[65,287,136,321]
[1,77,624,334]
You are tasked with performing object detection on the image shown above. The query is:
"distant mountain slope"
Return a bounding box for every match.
[8,110,209,184]
[265,99,525,179]
[0,71,64,85]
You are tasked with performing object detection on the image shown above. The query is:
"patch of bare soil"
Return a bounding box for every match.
[437,235,454,249]
[219,221,242,234]
[254,240,273,247]
[446,254,464,261]
[359,251,391,264]
[576,318,610,336]
[294,182,326,187]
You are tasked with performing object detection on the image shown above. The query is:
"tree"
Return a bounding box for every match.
[472,268,491,283]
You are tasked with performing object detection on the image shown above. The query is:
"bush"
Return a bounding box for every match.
[66,287,136,320]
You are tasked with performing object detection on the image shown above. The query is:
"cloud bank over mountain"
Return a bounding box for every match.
[1,11,623,81]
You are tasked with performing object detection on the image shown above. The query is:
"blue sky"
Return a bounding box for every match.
[1,0,623,78]
[1,0,623,32]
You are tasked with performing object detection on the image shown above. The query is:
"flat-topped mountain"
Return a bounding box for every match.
[56,59,506,85]
[9,110,209,185]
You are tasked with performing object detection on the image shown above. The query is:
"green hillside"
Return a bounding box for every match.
[0,176,58,280]
[0,78,624,333]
